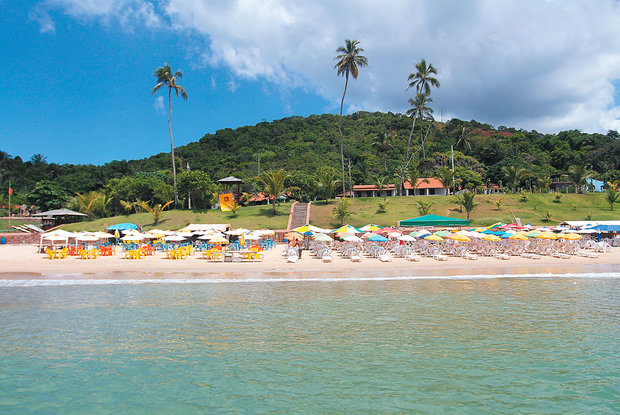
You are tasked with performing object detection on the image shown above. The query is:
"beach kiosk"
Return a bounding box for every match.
[397,214,469,227]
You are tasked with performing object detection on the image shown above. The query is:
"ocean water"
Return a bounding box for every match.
[0,273,619,414]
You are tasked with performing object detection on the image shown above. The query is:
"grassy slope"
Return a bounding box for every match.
[310,193,620,228]
[41,194,620,232]
[59,202,292,232]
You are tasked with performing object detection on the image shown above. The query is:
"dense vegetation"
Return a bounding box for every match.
[1,112,619,220]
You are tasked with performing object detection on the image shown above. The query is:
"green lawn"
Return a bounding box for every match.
[310,193,620,228]
[21,193,620,232]
[59,202,292,232]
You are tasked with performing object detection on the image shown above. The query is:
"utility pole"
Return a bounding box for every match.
[348,159,353,198]
[7,181,12,231]
[186,162,191,210]
[451,145,456,193]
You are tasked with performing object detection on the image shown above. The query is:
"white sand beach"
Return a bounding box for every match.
[0,244,618,280]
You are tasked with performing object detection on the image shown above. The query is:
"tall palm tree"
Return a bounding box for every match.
[152,63,188,207]
[334,39,368,197]
[435,167,455,194]
[371,132,394,172]
[407,59,440,96]
[406,92,435,159]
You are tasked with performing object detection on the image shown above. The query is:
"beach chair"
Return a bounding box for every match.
[578,250,598,258]
[405,252,420,262]
[286,254,298,263]
[494,253,510,260]
[321,254,333,263]
[463,252,478,260]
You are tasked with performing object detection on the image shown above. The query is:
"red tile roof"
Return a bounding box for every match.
[353,178,446,191]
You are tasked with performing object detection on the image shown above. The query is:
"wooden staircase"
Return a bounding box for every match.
[287,202,310,230]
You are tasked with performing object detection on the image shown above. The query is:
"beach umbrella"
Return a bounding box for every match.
[163,235,187,242]
[121,234,145,241]
[415,229,431,238]
[293,224,328,233]
[525,230,541,237]
[434,230,451,237]
[209,235,229,244]
[341,234,362,242]
[397,234,416,242]
[75,235,100,242]
[537,231,558,240]
[359,224,382,232]
[482,234,501,241]
[331,225,363,234]
[558,233,582,240]
[447,234,471,242]
[508,233,528,241]
[43,234,69,241]
[255,228,275,236]
[313,233,333,242]
[284,232,303,242]
[367,234,389,242]
[425,234,444,241]
[93,231,115,238]
[387,231,403,239]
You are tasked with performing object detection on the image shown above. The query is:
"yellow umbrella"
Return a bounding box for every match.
[537,231,558,240]
[447,234,471,242]
[482,234,501,241]
[425,234,444,241]
[559,233,582,240]
[508,232,528,241]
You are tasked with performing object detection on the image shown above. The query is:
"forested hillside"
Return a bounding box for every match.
[1,112,619,217]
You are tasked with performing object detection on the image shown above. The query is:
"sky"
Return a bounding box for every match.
[1,0,620,165]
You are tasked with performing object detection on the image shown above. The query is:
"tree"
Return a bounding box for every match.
[494,197,504,211]
[74,191,102,220]
[403,164,428,196]
[502,166,530,193]
[152,63,188,207]
[134,199,174,225]
[27,180,69,211]
[177,170,216,209]
[256,169,298,215]
[452,190,479,221]
[606,186,619,211]
[372,175,390,197]
[371,131,393,172]
[334,39,368,197]
[316,168,340,203]
[332,198,351,225]
[407,59,440,96]
[435,167,455,194]
[406,93,435,159]
[416,200,434,215]
[568,165,589,193]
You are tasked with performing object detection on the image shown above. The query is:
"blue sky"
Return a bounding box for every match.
[2,1,620,165]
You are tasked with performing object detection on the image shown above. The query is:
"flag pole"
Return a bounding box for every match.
[8,181,12,231]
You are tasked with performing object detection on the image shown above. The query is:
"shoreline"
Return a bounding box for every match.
[0,244,618,282]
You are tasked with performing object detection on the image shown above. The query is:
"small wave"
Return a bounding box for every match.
[0,272,618,287]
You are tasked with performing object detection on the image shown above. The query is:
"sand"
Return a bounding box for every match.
[0,244,618,281]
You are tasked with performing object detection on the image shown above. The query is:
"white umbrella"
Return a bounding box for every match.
[341,234,362,242]
[93,231,114,238]
[164,235,187,242]
[397,234,416,242]
[43,235,69,241]
[121,234,146,241]
[75,235,100,242]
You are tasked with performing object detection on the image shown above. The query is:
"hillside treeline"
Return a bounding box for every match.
[1,112,619,216]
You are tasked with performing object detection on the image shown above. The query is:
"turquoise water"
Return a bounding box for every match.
[0,274,619,414]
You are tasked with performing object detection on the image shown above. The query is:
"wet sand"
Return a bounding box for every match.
[0,244,618,281]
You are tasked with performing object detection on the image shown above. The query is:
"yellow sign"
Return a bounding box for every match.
[219,193,235,212]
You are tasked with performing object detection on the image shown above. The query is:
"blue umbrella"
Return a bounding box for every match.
[367,234,388,242]
[589,224,620,232]
[106,223,139,231]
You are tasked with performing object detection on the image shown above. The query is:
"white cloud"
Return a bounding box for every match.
[153,96,165,114]
[29,4,55,33]
[33,0,620,133]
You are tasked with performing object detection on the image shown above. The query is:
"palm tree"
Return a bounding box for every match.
[455,126,473,151]
[135,199,174,225]
[568,165,589,193]
[332,198,352,225]
[30,154,47,165]
[334,39,368,197]
[403,164,428,196]
[372,176,390,197]
[152,63,188,207]
[606,182,619,210]
[74,191,101,220]
[452,190,479,221]
[257,169,298,215]
[316,169,340,203]
[407,59,440,96]
[407,92,435,159]
[371,132,394,172]
[416,200,434,216]
[502,166,530,193]
[435,167,455,194]
[399,92,435,194]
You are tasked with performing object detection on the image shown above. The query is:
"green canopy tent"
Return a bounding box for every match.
[397,214,469,227]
